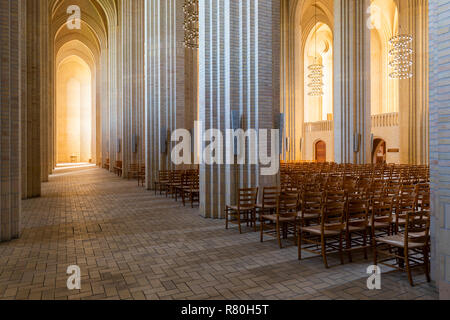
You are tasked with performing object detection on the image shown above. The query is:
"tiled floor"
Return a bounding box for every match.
[0,167,438,300]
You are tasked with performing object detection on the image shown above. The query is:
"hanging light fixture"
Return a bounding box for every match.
[183,0,199,49]
[308,0,324,96]
[388,1,413,79]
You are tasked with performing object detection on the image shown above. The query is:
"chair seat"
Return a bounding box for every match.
[261,214,297,222]
[368,220,391,228]
[377,234,425,249]
[227,205,255,212]
[299,212,320,220]
[301,225,343,236]
[256,203,277,209]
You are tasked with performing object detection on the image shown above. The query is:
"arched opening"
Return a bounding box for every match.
[315,140,327,162]
[56,56,93,164]
[370,0,399,115]
[304,23,333,123]
[372,138,387,164]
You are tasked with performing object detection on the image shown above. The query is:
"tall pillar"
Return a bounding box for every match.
[0,0,22,241]
[199,0,280,218]
[399,0,429,165]
[40,0,50,181]
[333,0,371,164]
[121,0,145,178]
[24,0,41,198]
[429,0,450,300]
[145,0,188,189]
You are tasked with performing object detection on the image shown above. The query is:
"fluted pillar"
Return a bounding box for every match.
[0,0,22,241]
[398,0,429,165]
[145,0,189,189]
[333,0,371,164]
[120,0,146,178]
[23,0,41,198]
[199,0,280,218]
[40,0,50,182]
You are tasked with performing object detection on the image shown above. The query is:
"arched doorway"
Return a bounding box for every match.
[315,140,326,162]
[56,55,93,164]
[372,138,386,164]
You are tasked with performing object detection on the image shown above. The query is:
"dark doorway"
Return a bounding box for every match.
[315,140,326,162]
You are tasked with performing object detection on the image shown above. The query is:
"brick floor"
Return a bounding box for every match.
[0,167,438,300]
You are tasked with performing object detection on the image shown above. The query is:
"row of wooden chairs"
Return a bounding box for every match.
[153,169,200,208]
[225,179,431,286]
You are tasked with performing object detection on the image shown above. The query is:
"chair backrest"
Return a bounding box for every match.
[371,195,393,223]
[346,197,369,229]
[129,163,139,171]
[415,183,430,211]
[322,190,346,228]
[158,170,170,181]
[301,190,323,219]
[261,187,279,208]
[404,210,430,248]
[115,160,122,168]
[238,188,259,209]
[276,192,299,218]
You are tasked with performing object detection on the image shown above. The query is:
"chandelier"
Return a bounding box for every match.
[388,1,413,79]
[183,0,199,49]
[388,34,413,79]
[307,0,324,96]
[308,63,324,96]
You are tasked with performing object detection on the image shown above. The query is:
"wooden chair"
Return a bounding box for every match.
[113,161,123,177]
[104,158,110,170]
[298,190,346,268]
[369,195,394,242]
[260,192,299,248]
[137,165,146,186]
[256,186,279,219]
[225,188,259,234]
[395,194,416,233]
[182,174,199,208]
[374,210,431,286]
[299,190,323,227]
[154,170,170,195]
[166,170,183,198]
[128,163,139,180]
[344,197,370,262]
[415,183,430,211]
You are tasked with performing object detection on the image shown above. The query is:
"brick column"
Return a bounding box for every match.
[333,0,371,164]
[23,0,41,198]
[429,0,450,300]
[399,0,429,165]
[144,0,189,189]
[199,0,280,218]
[0,0,22,241]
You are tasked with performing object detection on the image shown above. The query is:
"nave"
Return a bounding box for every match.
[0,168,437,300]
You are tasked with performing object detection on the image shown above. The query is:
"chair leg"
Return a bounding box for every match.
[405,249,414,286]
[253,209,257,232]
[363,229,368,260]
[277,222,282,249]
[373,240,378,266]
[423,246,431,283]
[298,227,302,260]
[322,236,329,268]
[339,232,344,265]
[225,208,229,230]
[346,232,352,263]
[260,219,264,242]
[237,210,242,234]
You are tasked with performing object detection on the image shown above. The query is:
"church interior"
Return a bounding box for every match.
[0,0,449,300]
